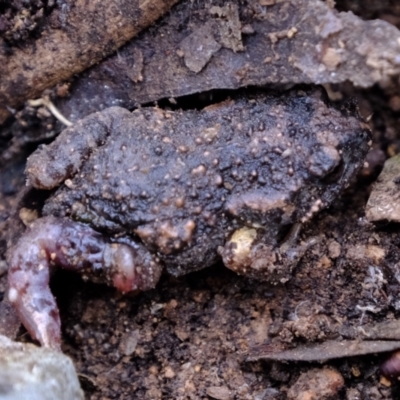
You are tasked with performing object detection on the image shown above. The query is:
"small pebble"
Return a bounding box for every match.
[119,329,140,356]
[287,367,344,400]
[164,366,175,378]
[206,386,233,400]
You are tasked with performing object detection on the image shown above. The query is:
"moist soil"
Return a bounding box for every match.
[3,1,400,399]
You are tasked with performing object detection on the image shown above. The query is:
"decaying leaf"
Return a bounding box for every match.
[340,320,400,341]
[247,340,400,362]
[57,0,400,121]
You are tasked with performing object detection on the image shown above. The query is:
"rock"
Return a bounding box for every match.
[366,154,400,223]
[0,334,83,400]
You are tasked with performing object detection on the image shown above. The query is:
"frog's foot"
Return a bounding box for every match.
[7,216,162,349]
[218,225,321,284]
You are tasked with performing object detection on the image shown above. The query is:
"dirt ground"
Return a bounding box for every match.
[3,1,400,399]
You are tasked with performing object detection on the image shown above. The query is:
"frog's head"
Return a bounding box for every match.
[301,120,371,223]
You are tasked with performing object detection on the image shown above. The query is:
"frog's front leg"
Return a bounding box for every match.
[7,216,162,350]
[218,224,320,284]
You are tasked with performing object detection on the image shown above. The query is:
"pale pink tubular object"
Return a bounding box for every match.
[7,216,162,349]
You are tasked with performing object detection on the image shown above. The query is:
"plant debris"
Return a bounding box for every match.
[248,340,400,363]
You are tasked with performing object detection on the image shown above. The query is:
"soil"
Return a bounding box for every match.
[3,1,400,399]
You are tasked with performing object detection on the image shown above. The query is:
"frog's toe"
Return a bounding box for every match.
[219,226,321,284]
[219,228,284,283]
[8,281,61,350]
[8,248,61,350]
[105,241,163,293]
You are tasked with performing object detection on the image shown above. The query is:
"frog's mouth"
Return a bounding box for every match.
[298,160,348,224]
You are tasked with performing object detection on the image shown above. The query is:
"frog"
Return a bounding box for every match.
[6,87,371,350]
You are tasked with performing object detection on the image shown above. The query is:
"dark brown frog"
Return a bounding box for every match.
[7,88,371,349]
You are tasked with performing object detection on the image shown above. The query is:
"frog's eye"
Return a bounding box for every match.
[308,145,341,179]
[320,160,345,185]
